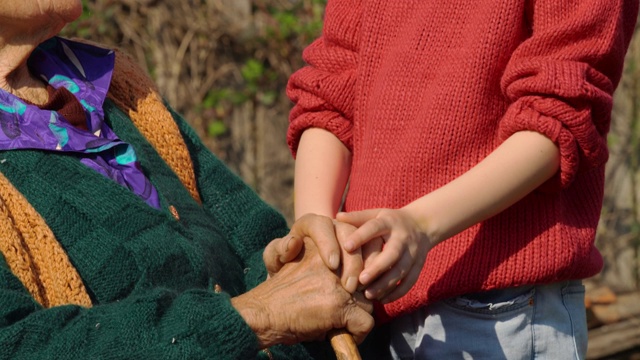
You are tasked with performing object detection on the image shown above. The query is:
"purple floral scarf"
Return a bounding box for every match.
[0,37,160,208]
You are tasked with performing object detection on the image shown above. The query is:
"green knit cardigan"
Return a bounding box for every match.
[0,47,334,360]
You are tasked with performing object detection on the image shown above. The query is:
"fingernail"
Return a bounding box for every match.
[285,235,293,251]
[359,272,370,285]
[344,241,354,252]
[345,276,358,293]
[329,253,339,270]
[364,289,374,300]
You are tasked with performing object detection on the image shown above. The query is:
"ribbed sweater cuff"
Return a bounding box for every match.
[169,290,262,359]
[498,100,575,191]
[287,111,353,158]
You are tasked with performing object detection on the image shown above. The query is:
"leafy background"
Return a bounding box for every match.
[63,0,326,223]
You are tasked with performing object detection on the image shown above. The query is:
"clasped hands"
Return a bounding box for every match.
[231,214,374,348]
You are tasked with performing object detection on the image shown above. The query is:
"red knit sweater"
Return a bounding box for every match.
[287,0,638,322]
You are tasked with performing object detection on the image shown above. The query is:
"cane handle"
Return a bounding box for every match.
[329,328,362,360]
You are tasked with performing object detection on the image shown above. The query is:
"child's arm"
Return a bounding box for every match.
[294,128,352,220]
[286,0,363,295]
[287,0,361,219]
[338,0,637,304]
[338,130,560,302]
[294,128,363,293]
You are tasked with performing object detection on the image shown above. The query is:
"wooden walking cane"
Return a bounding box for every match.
[329,329,362,360]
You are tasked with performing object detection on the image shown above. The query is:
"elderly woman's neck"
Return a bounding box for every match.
[0,33,50,105]
[0,1,82,105]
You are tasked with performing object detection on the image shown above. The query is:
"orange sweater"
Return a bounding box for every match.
[287,0,639,322]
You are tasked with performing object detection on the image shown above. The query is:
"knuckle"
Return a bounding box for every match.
[386,246,403,261]
[378,208,392,217]
[263,243,275,260]
[319,214,333,226]
[372,216,387,228]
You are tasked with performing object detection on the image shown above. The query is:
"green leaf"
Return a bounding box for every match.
[258,91,278,106]
[207,121,227,137]
[241,59,265,83]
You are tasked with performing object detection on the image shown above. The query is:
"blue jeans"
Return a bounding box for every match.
[388,281,587,359]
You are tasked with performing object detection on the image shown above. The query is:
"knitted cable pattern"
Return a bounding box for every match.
[0,172,92,308]
[106,47,202,205]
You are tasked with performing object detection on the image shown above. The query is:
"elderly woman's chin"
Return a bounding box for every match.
[44,0,83,23]
[1,0,83,24]
[37,0,84,37]
[56,0,83,22]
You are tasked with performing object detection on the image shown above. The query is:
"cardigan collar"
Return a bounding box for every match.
[0,37,159,208]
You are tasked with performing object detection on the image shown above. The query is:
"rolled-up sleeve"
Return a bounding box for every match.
[286,0,362,157]
[499,0,638,189]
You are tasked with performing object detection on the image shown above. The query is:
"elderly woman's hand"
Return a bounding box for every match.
[263,213,364,293]
[233,237,374,347]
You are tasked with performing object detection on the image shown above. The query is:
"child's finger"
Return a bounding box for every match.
[362,254,411,300]
[336,209,381,227]
[343,217,390,252]
[361,243,415,300]
[381,263,421,303]
[358,240,402,286]
[334,221,364,293]
[362,238,383,268]
[356,239,383,292]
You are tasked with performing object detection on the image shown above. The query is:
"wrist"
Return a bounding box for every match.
[231,293,281,348]
[294,209,336,220]
[401,202,442,247]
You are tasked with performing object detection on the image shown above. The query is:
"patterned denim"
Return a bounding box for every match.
[389,281,587,359]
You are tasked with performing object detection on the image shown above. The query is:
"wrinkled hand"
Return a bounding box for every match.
[336,208,432,303]
[234,238,374,347]
[263,213,363,293]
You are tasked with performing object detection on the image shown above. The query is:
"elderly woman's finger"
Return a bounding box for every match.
[334,221,363,293]
[343,303,375,344]
[263,235,303,276]
[290,214,341,270]
[329,290,374,357]
[352,289,374,313]
[238,237,376,348]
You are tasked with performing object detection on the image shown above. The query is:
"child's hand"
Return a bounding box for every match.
[336,208,432,303]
